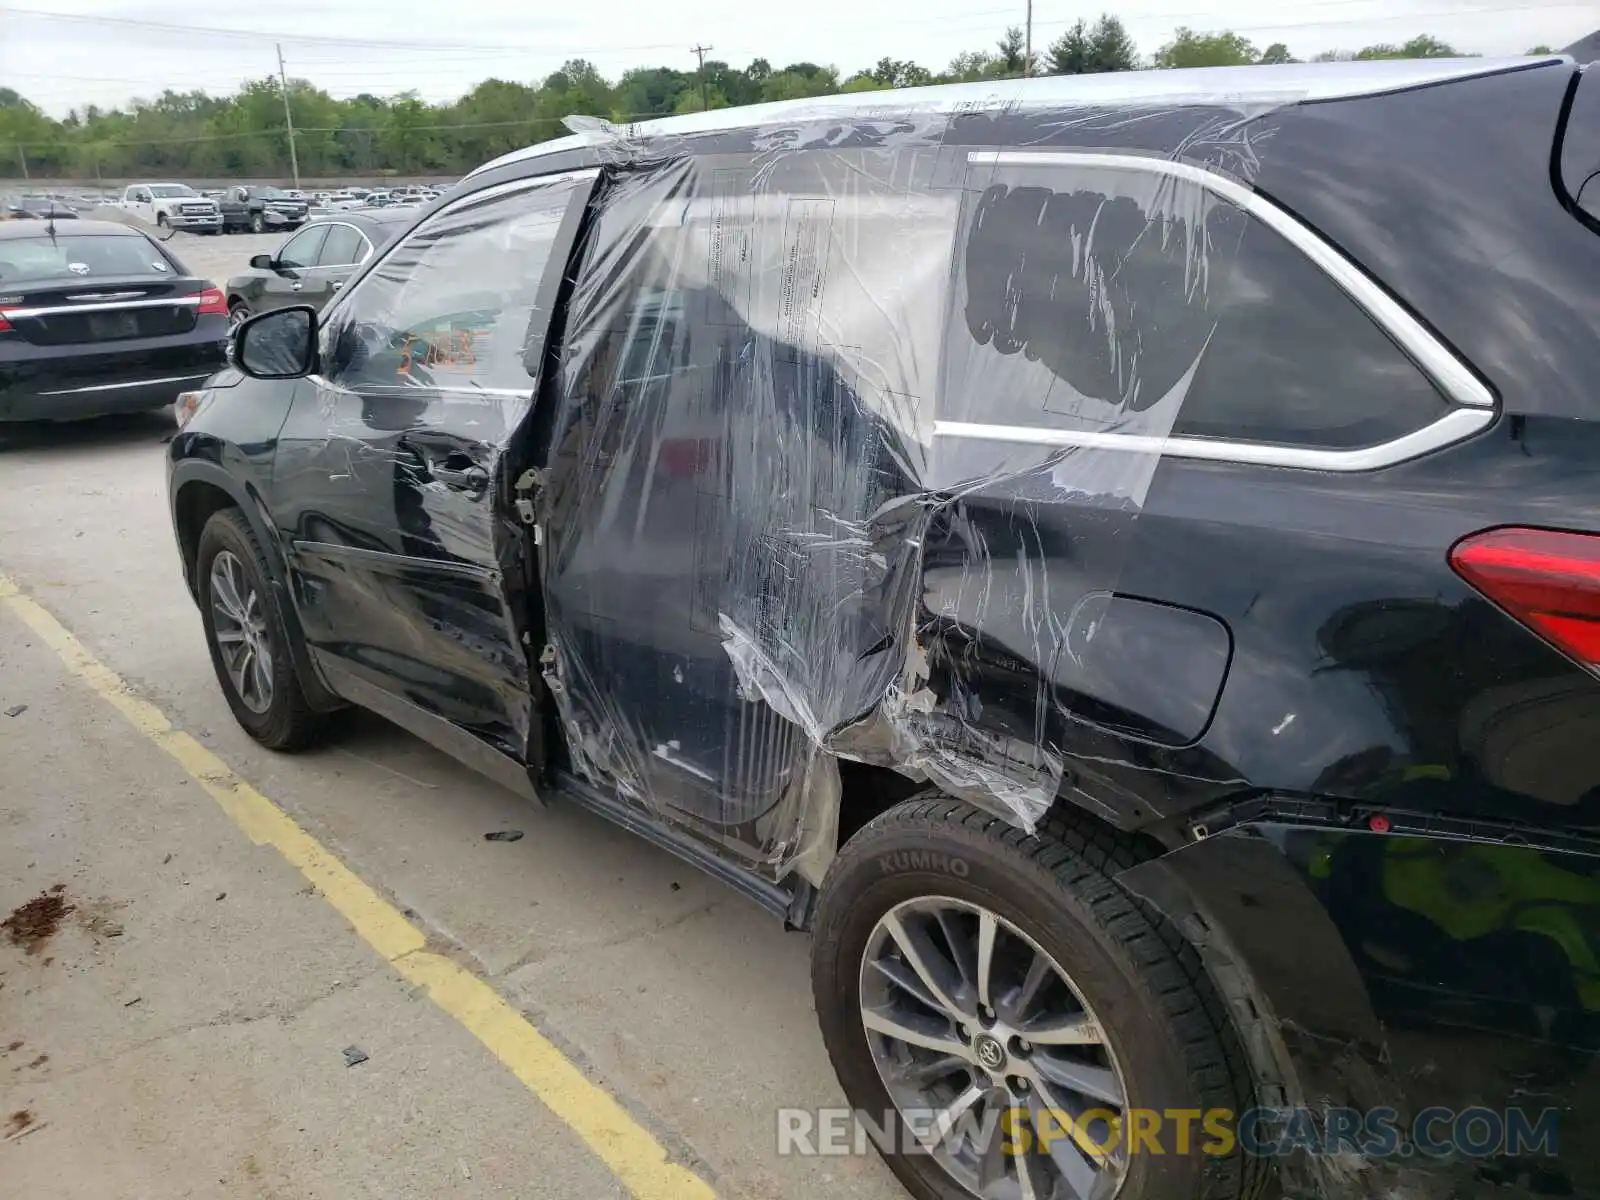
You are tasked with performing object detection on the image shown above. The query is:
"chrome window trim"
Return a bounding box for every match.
[933,408,1497,472]
[954,150,1495,472]
[6,296,200,318]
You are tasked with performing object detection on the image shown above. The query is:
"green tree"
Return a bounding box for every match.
[760,64,840,102]
[1527,44,1554,54]
[995,26,1034,76]
[1087,16,1138,71]
[1047,20,1093,74]
[1354,35,1462,59]
[1154,28,1258,68]
[945,50,1002,82]
[1257,42,1297,64]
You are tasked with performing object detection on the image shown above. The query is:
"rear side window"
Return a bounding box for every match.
[945,161,1449,451]
[1561,66,1600,222]
[0,235,175,285]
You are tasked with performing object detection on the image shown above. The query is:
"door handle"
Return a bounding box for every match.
[331,280,344,291]
[291,281,303,291]
[431,463,490,493]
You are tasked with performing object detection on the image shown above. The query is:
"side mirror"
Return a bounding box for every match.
[249,253,275,270]
[234,305,318,380]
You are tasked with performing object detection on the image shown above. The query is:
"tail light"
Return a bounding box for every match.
[196,286,228,316]
[0,307,14,333]
[1450,527,1600,669]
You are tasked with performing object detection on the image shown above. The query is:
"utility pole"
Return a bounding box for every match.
[276,43,301,190]
[690,43,713,113]
[1024,0,1033,76]
[15,144,28,181]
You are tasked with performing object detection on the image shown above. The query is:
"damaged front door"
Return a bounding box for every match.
[272,171,597,785]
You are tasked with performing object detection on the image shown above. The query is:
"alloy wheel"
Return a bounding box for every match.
[208,549,274,714]
[228,303,250,331]
[859,896,1130,1200]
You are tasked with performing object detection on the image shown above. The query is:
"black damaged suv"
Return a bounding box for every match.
[169,55,1600,1200]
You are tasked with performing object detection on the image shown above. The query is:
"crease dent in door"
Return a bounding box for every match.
[539,94,1296,884]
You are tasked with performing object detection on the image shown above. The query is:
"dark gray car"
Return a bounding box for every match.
[223,212,410,329]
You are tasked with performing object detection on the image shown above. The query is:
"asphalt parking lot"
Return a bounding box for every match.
[0,230,905,1199]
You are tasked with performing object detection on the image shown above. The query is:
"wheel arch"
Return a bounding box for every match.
[170,462,343,712]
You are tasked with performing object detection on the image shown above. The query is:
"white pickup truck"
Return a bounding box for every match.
[120,183,222,233]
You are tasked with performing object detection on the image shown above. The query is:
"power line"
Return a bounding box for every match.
[8,0,1584,55]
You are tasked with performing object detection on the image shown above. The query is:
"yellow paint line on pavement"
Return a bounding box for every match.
[0,572,718,1200]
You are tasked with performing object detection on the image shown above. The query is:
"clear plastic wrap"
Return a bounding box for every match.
[533,91,1291,882]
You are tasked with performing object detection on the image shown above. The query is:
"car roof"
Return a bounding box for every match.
[467,55,1564,180]
[0,218,145,239]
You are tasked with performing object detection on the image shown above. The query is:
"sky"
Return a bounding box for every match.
[2,0,1596,117]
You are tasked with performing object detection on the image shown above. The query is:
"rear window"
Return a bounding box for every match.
[0,235,174,286]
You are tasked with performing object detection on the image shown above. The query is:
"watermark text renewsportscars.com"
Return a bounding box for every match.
[776,1106,1559,1160]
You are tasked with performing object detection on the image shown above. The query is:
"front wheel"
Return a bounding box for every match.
[196,508,322,750]
[155,213,169,230]
[811,796,1263,1200]
[228,300,250,331]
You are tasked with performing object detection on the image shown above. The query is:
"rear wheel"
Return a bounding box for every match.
[196,508,321,750]
[250,211,265,234]
[811,796,1262,1200]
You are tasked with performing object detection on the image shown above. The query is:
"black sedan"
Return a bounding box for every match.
[16,195,82,220]
[0,219,229,422]
[223,210,411,328]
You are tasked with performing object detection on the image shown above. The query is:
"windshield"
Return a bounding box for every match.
[0,235,175,285]
[148,185,197,198]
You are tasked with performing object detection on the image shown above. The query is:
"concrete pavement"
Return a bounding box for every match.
[0,234,907,1199]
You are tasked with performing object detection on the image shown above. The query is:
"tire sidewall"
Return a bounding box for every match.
[813,822,1218,1200]
[195,512,301,745]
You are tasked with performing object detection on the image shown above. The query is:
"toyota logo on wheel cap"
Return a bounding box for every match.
[973,1033,1007,1072]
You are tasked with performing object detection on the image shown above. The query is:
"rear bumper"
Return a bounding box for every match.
[1,321,228,421]
[0,370,218,421]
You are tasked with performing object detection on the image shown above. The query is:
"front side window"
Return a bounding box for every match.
[276,226,327,270]
[317,224,368,267]
[320,177,589,400]
[944,160,1448,452]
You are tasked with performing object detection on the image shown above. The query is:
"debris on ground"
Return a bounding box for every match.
[483,831,524,843]
[2,889,74,955]
[3,704,26,718]
[5,1110,32,1136]
[75,900,125,940]
[123,997,142,1007]
[215,892,227,901]
[3,1041,20,1053]
[341,1046,369,1068]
